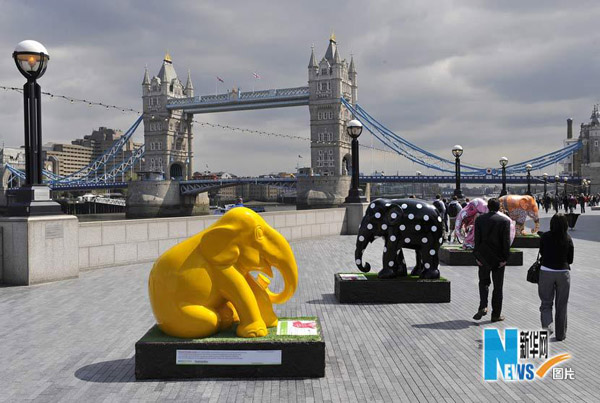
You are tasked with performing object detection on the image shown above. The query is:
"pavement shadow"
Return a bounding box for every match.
[306,293,338,305]
[413,319,480,330]
[75,357,135,383]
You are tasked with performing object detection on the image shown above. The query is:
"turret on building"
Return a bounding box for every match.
[308,33,358,177]
[142,54,193,180]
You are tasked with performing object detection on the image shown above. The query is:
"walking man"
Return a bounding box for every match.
[472,198,511,322]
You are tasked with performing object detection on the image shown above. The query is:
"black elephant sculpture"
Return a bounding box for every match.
[355,198,444,279]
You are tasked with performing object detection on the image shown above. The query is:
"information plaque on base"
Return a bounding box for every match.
[439,245,523,266]
[334,273,450,303]
[135,317,325,380]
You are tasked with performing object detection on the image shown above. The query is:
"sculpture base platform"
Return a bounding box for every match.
[592,206,600,211]
[135,318,325,380]
[439,245,523,266]
[334,273,450,303]
[511,234,540,248]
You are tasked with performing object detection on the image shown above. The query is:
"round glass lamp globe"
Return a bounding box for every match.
[451,145,463,158]
[13,40,50,79]
[499,157,508,167]
[346,119,363,138]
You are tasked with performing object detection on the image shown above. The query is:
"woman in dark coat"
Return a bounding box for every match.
[538,213,574,341]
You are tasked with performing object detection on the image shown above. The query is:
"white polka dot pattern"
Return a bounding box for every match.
[416,204,422,209]
[421,237,428,243]
[404,238,411,243]
[367,224,373,230]
[381,224,388,230]
[356,259,362,265]
[431,226,437,232]
[423,215,429,221]
[359,236,365,241]
[408,214,414,220]
[388,261,394,267]
[401,203,408,209]
[424,263,430,269]
[415,224,421,230]
[390,235,397,241]
[400,224,406,231]
[391,212,397,219]
[375,212,381,219]
[429,249,436,256]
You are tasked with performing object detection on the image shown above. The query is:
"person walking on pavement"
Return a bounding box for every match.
[447,196,462,243]
[538,213,573,341]
[578,193,586,213]
[472,198,511,322]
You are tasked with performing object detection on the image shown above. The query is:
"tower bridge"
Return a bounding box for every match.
[2,35,586,214]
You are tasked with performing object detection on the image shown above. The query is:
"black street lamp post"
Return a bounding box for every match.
[543,173,548,199]
[416,170,422,198]
[8,40,61,216]
[526,164,532,195]
[554,175,559,199]
[345,119,366,204]
[499,156,508,196]
[452,145,463,199]
[563,177,568,196]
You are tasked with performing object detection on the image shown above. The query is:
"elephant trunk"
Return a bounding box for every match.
[355,222,374,272]
[263,229,298,305]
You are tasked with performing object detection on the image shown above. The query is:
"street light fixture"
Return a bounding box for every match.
[499,156,508,196]
[563,176,568,197]
[416,170,422,198]
[525,164,532,196]
[8,40,61,216]
[344,119,365,203]
[554,175,559,200]
[587,179,592,196]
[452,145,463,199]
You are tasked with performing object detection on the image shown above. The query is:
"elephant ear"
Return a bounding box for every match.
[199,225,240,267]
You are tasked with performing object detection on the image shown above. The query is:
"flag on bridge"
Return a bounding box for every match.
[298,155,302,158]
[216,76,224,83]
[253,72,261,79]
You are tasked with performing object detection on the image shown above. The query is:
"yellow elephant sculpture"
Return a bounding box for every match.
[149,207,298,339]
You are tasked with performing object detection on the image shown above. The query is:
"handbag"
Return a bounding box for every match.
[527,252,541,284]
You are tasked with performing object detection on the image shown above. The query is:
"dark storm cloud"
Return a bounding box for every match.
[1,0,599,175]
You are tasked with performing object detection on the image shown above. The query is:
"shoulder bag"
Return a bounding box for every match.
[527,252,541,284]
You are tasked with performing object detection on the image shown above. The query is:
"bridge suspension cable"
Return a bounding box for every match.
[341,98,583,175]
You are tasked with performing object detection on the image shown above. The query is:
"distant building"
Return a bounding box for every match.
[562,106,600,193]
[43,143,94,176]
[0,147,26,169]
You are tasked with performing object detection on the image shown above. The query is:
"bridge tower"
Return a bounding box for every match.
[142,53,194,180]
[308,34,357,176]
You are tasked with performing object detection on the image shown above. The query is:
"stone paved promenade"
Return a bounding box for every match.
[1,210,600,402]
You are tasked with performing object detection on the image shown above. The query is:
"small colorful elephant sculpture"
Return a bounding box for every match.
[455,198,516,248]
[355,198,444,280]
[148,207,298,339]
[499,195,540,235]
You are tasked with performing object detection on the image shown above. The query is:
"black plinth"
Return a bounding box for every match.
[334,273,450,303]
[439,245,523,266]
[511,234,540,248]
[565,213,580,229]
[6,185,62,216]
[135,318,325,380]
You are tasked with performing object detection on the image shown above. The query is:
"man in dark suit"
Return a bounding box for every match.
[472,198,511,322]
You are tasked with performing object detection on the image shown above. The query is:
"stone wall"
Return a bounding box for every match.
[78,208,348,271]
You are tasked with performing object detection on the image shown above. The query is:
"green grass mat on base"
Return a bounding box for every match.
[140,317,322,343]
[338,272,448,282]
[441,245,520,253]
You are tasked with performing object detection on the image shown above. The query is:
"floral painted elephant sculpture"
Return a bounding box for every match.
[455,198,516,249]
[149,207,298,339]
[355,198,444,280]
[454,198,488,249]
[499,195,540,234]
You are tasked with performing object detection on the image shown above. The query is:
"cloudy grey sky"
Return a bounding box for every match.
[1,0,599,176]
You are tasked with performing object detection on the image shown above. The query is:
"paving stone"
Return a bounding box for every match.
[0,210,599,402]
